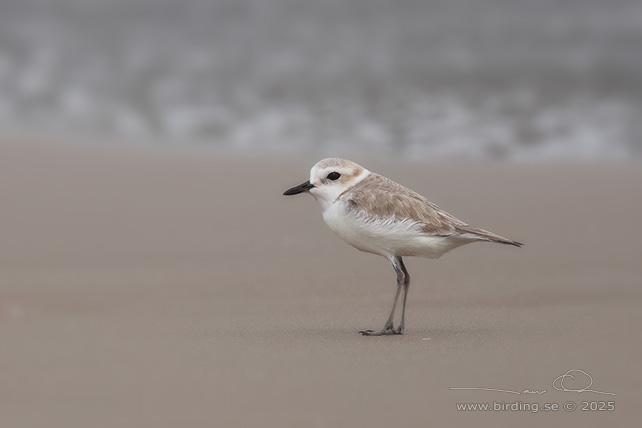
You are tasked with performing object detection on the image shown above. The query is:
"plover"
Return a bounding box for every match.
[283,158,521,336]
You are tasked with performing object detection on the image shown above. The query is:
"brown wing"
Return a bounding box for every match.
[342,173,465,235]
[343,173,522,246]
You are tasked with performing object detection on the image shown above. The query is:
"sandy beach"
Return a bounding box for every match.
[1,141,641,427]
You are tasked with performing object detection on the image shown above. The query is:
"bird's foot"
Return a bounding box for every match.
[359,323,402,336]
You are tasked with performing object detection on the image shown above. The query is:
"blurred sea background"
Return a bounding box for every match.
[0,0,640,160]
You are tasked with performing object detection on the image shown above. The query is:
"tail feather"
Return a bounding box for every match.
[456,225,523,247]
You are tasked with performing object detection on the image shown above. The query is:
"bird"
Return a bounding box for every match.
[283,158,521,336]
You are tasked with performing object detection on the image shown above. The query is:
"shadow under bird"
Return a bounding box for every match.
[283,158,522,336]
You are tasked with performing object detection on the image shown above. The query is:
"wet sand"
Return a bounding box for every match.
[1,141,641,427]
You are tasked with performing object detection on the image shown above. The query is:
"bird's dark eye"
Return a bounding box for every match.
[327,172,341,181]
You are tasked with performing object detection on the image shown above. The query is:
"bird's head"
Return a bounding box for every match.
[283,158,370,210]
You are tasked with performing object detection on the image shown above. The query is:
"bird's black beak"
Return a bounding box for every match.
[283,180,315,195]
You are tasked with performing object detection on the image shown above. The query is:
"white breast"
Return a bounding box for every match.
[321,200,469,259]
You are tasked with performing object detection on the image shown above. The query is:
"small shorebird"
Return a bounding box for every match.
[283,158,521,336]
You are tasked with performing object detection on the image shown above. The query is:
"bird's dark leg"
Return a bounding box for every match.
[359,256,406,336]
[394,257,410,335]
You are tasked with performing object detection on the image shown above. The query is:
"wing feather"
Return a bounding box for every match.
[342,173,522,246]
